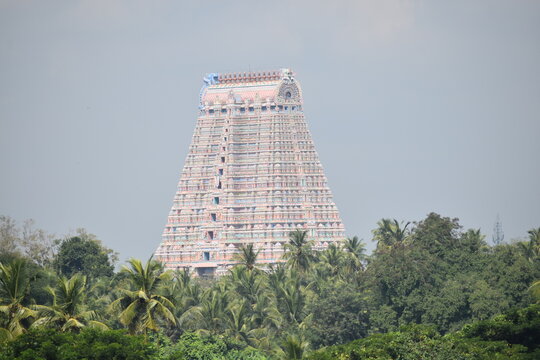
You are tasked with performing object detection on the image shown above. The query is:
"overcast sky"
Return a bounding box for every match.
[1,0,539,261]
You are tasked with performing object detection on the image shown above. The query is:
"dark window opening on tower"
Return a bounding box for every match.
[217,181,222,189]
[221,156,225,163]
[218,168,223,175]
[221,109,227,113]
[261,106,267,111]
[286,91,292,98]
[240,107,245,113]
[203,252,210,261]
[223,137,227,141]
[278,105,283,110]
[249,107,254,112]
[213,197,219,205]
[270,105,276,111]
[208,231,214,240]
[211,213,217,221]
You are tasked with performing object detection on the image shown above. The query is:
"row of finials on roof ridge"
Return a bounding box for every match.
[215,69,293,84]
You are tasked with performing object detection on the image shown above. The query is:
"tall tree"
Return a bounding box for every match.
[54,230,116,279]
[0,259,35,339]
[0,216,56,266]
[372,219,411,252]
[319,243,345,277]
[279,334,309,360]
[183,285,229,335]
[283,230,315,273]
[233,243,260,271]
[32,273,107,332]
[522,227,540,261]
[110,259,175,336]
[344,236,366,263]
[341,236,367,277]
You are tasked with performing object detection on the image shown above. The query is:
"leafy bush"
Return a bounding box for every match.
[162,332,267,360]
[0,328,156,360]
[306,304,540,360]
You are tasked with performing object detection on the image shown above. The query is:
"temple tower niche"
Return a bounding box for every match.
[154,69,345,276]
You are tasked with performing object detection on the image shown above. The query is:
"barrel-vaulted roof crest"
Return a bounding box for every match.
[199,68,302,107]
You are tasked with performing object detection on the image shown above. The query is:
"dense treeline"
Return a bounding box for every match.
[1,213,539,359]
[306,304,540,359]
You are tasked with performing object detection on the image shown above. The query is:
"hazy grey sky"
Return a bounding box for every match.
[1,0,539,261]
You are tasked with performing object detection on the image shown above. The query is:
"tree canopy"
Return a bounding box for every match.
[1,212,539,359]
[53,231,116,279]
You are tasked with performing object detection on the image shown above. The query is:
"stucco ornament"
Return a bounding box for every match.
[277,80,301,103]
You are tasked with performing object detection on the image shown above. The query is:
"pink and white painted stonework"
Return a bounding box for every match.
[154,69,345,276]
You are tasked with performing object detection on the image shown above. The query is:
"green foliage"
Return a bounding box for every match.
[305,281,368,348]
[366,213,540,334]
[279,334,309,360]
[1,213,539,360]
[162,332,267,360]
[54,233,115,279]
[32,273,108,332]
[306,323,530,360]
[0,259,36,338]
[460,304,540,352]
[0,328,157,360]
[283,230,315,273]
[233,244,261,271]
[110,258,176,335]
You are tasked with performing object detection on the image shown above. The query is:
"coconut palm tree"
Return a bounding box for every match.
[279,334,309,360]
[343,236,366,274]
[283,230,315,273]
[110,258,175,335]
[279,278,307,325]
[528,228,540,259]
[223,300,254,343]
[86,275,117,317]
[0,259,36,339]
[250,291,282,331]
[518,228,540,263]
[268,263,287,294]
[229,266,265,305]
[233,243,260,271]
[33,273,107,332]
[344,236,366,265]
[319,243,345,277]
[529,279,540,303]
[161,268,201,336]
[182,284,229,335]
[373,219,411,252]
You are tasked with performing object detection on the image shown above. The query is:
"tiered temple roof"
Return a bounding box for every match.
[154,69,345,276]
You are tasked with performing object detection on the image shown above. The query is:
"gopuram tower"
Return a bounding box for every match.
[154,69,345,276]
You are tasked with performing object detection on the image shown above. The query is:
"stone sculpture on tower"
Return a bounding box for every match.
[154,69,345,276]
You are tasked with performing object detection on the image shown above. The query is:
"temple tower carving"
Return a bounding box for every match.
[154,69,345,276]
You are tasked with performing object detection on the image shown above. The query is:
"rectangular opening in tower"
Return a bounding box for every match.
[211,213,217,221]
[208,231,214,240]
[213,197,219,205]
[203,252,210,261]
